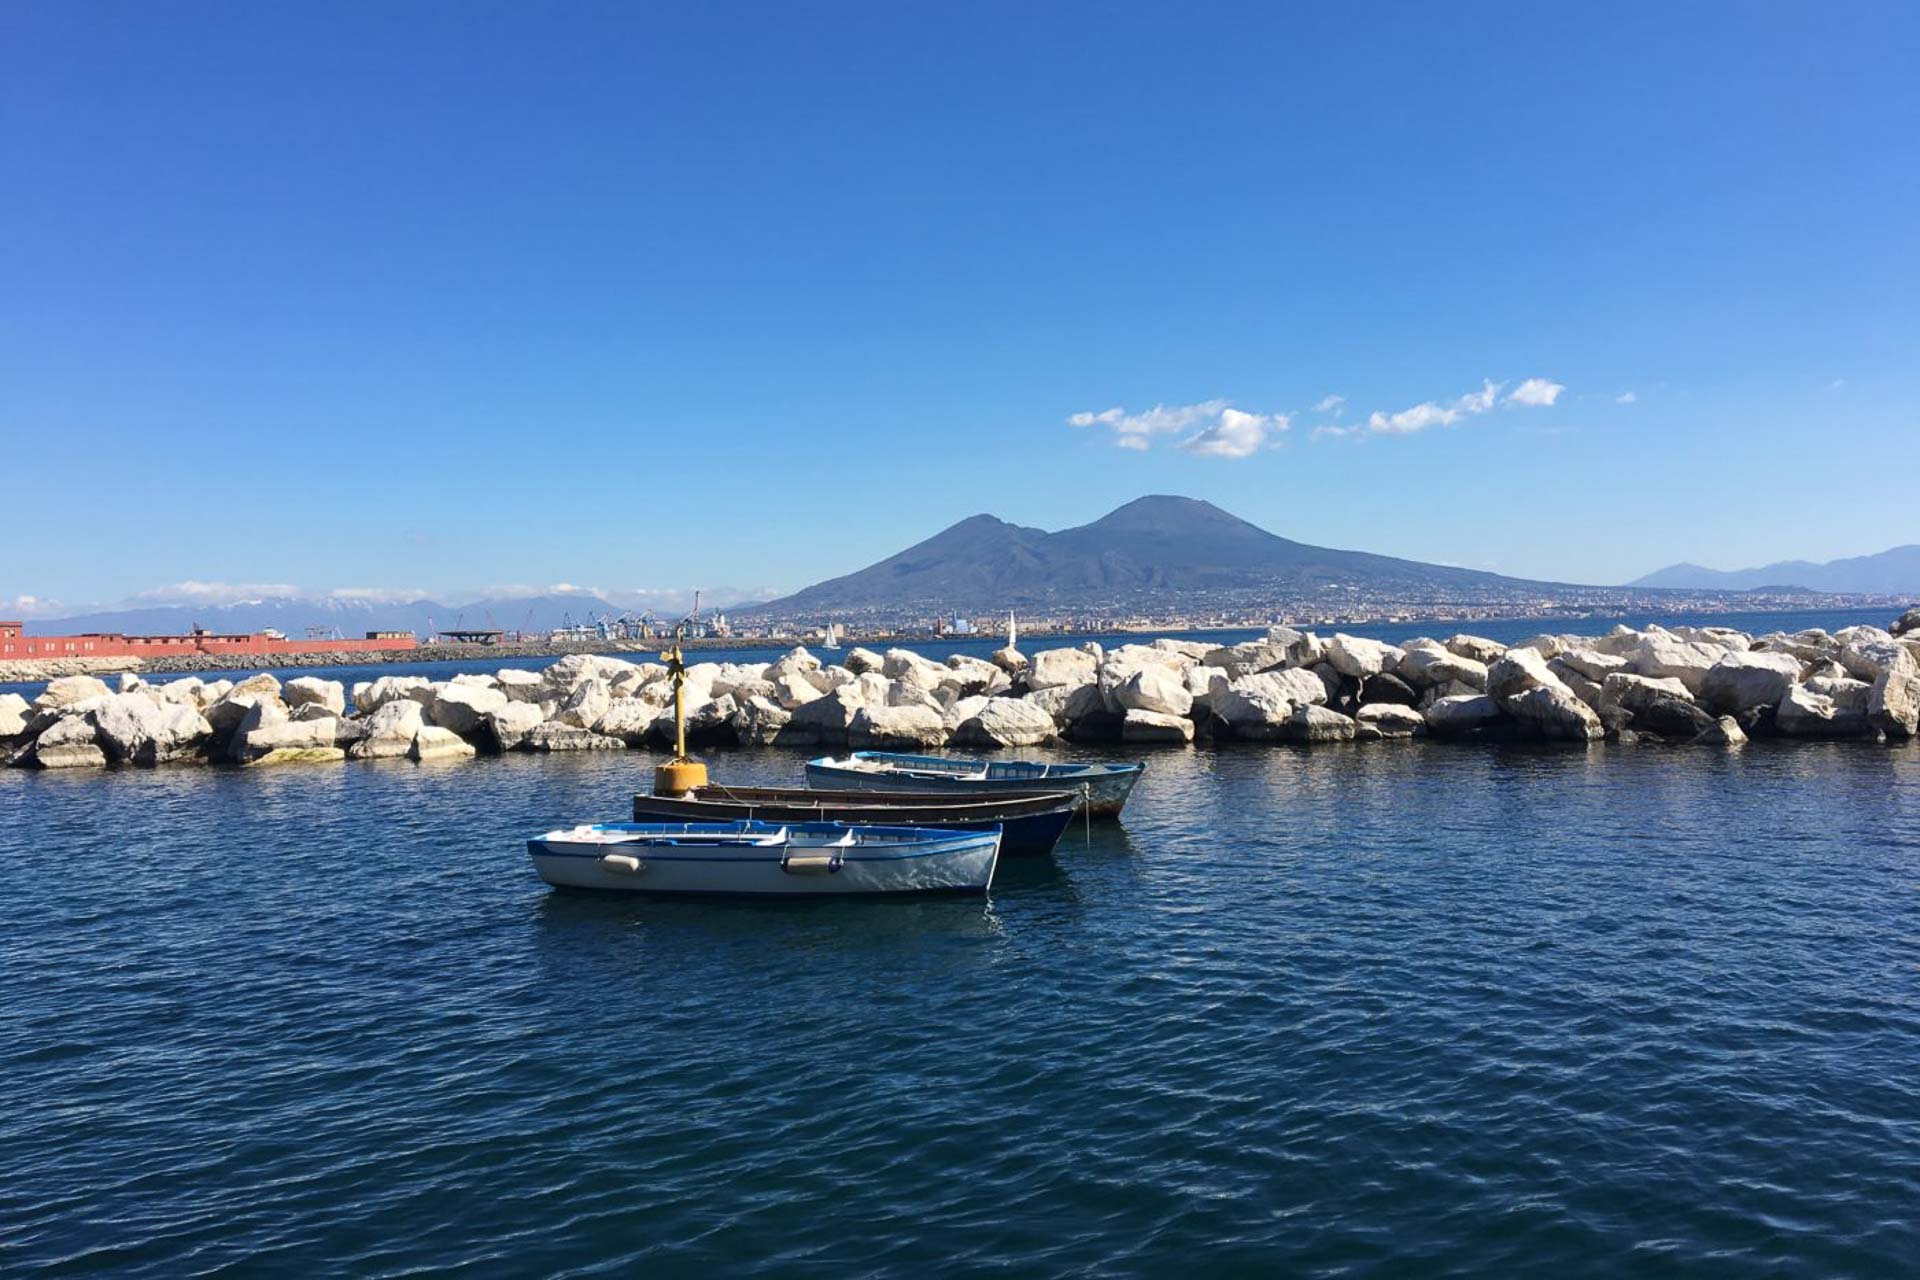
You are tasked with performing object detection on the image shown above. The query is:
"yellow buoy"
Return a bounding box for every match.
[651,628,708,796]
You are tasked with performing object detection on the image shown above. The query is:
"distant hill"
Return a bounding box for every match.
[741,495,1579,616]
[1629,545,1920,593]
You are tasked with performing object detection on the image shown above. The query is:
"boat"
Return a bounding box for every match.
[805,752,1145,819]
[631,785,1081,856]
[820,621,841,650]
[527,820,1002,896]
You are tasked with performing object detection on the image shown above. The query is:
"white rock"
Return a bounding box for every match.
[26,716,107,768]
[1234,668,1329,708]
[1114,665,1193,718]
[788,687,866,741]
[1213,685,1295,740]
[0,693,30,738]
[278,677,345,716]
[1027,647,1098,691]
[1869,647,1919,739]
[348,699,425,759]
[484,701,547,751]
[1396,641,1488,690]
[450,672,499,690]
[522,722,624,752]
[410,725,479,761]
[952,697,1056,747]
[92,693,212,765]
[1775,682,1873,737]
[1326,634,1403,680]
[1357,703,1426,737]
[1598,672,1694,718]
[1424,693,1502,732]
[592,699,657,746]
[237,717,340,764]
[850,703,949,749]
[1628,630,1727,693]
[1281,704,1358,742]
[1555,649,1629,683]
[1444,635,1506,665]
[1023,685,1075,724]
[731,695,807,747]
[495,669,546,702]
[431,683,510,734]
[1699,651,1803,714]
[1487,649,1602,740]
[841,647,883,675]
[1837,639,1905,683]
[355,676,434,715]
[555,678,612,730]
[1121,708,1194,743]
[34,675,111,712]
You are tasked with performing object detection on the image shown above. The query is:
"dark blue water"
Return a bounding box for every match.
[3,733,1917,1275]
[3,607,1901,701]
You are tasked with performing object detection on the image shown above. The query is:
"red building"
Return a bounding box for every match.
[0,622,418,660]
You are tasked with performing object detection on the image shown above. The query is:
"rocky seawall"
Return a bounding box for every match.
[5,609,1917,771]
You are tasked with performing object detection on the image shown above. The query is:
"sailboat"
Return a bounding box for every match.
[1007,611,1017,649]
[821,621,841,650]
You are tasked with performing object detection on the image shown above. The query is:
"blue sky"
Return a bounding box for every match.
[3,2,1915,612]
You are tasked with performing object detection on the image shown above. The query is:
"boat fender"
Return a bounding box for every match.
[599,853,644,874]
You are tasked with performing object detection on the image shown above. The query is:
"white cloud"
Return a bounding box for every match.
[1066,398,1286,457]
[1179,408,1290,459]
[1457,379,1502,413]
[327,587,432,603]
[1358,379,1502,436]
[131,580,301,604]
[1506,377,1565,407]
[1,594,65,620]
[1311,424,1358,441]
[1311,394,1345,414]
[1615,391,1637,404]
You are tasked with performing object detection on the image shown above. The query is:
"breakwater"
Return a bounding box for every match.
[5,609,1916,769]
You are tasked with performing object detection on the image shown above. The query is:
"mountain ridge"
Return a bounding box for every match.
[1629,545,1920,593]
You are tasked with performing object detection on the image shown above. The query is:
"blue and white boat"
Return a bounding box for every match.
[526,820,1002,896]
[805,752,1145,819]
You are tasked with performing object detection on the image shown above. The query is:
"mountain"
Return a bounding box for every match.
[741,495,1578,617]
[1629,545,1920,593]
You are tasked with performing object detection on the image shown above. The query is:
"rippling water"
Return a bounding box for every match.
[4,738,1917,1275]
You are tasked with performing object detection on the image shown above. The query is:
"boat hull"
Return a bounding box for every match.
[527,822,1001,896]
[631,787,1078,856]
[804,753,1144,819]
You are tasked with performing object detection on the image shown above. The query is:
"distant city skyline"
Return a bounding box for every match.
[3,5,1914,608]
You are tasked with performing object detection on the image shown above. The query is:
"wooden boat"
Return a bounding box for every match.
[526,820,1002,896]
[631,785,1080,856]
[804,751,1145,819]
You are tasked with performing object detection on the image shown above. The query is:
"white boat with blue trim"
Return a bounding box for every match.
[527,820,1002,896]
[805,752,1145,819]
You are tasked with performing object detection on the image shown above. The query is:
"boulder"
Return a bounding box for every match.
[246,745,346,766]
[33,675,111,713]
[1892,606,1920,639]
[1699,651,1803,715]
[850,703,949,749]
[1636,696,1717,739]
[1213,685,1295,740]
[1837,639,1905,683]
[788,687,866,742]
[952,697,1057,748]
[521,722,623,752]
[355,676,434,715]
[1114,665,1193,718]
[1486,648,1602,739]
[1396,642,1488,690]
[0,693,30,739]
[348,699,425,759]
[450,672,499,690]
[1326,634,1402,680]
[731,695,816,747]
[1234,668,1327,708]
[1868,647,1920,739]
[431,683,510,735]
[1200,639,1290,679]
[942,694,992,731]
[24,716,107,768]
[228,673,283,699]
[1023,685,1074,725]
[1357,703,1426,737]
[1556,648,1629,683]
[1027,647,1098,691]
[839,647,882,675]
[237,717,341,764]
[1598,672,1694,719]
[484,701,547,751]
[555,678,612,730]
[1695,716,1748,747]
[153,677,207,709]
[1121,709,1195,744]
[284,677,347,715]
[1545,660,1603,709]
[92,693,212,765]
[1775,682,1873,738]
[495,669,546,702]
[1279,704,1358,742]
[410,725,479,761]
[1628,631,1727,694]
[1444,635,1506,665]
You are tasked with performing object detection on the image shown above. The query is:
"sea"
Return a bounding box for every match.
[2,606,1916,1276]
